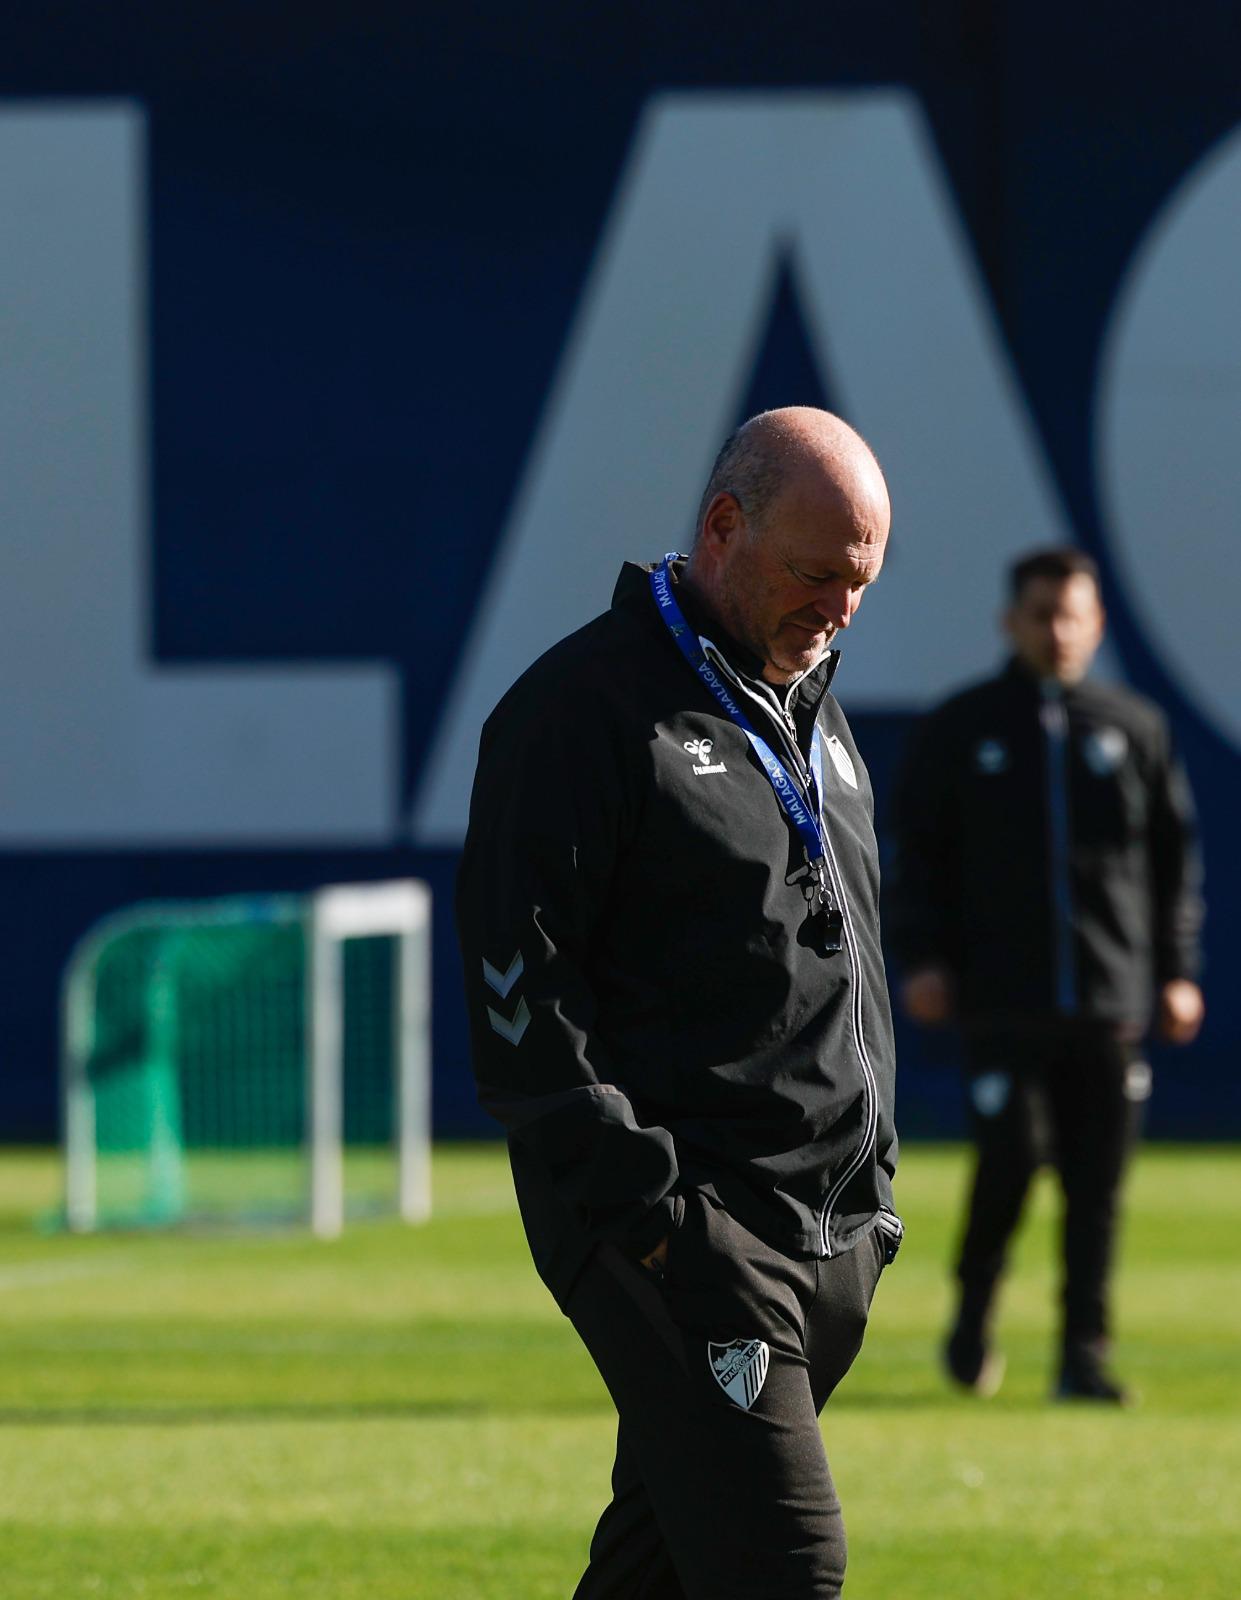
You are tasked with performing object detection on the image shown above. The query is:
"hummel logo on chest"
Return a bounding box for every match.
[684,737,727,777]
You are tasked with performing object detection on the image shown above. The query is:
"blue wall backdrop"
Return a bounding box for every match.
[1,3,1238,1141]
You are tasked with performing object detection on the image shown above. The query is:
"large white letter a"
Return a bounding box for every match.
[413,91,1076,844]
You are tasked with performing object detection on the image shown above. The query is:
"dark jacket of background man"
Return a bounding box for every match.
[887,659,1203,1031]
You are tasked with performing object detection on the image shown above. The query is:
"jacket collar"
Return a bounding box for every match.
[613,558,840,705]
[1002,655,1087,703]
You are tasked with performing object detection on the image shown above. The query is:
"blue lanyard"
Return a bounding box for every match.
[649,553,831,884]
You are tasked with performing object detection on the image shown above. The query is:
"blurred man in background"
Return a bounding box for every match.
[888,547,1204,1404]
[458,408,902,1599]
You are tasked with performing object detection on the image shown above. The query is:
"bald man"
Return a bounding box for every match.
[458,408,903,1599]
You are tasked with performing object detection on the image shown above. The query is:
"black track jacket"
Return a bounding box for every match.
[457,560,899,1307]
[886,659,1204,1031]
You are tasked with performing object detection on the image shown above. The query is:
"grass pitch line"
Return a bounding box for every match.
[0,1255,134,1293]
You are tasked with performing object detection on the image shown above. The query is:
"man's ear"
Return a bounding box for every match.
[699,491,745,556]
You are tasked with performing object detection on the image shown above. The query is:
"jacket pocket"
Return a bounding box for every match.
[643,1188,689,1286]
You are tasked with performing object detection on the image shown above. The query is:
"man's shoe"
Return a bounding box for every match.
[944,1321,1005,1397]
[1055,1342,1133,1405]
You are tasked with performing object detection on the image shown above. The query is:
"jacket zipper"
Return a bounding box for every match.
[702,642,878,1257]
[702,643,813,784]
[814,822,880,1255]
[1040,682,1077,1012]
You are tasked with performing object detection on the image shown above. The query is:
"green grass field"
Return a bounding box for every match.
[0,1143,1237,1598]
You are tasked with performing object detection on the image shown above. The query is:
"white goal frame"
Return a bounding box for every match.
[61,878,433,1235]
[307,878,432,1237]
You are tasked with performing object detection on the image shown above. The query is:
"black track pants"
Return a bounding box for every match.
[956,1027,1145,1344]
[566,1190,886,1600]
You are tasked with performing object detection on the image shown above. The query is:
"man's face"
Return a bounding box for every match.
[1005,573,1104,684]
[713,470,889,685]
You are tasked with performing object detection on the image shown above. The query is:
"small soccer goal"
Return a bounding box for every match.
[61,879,432,1235]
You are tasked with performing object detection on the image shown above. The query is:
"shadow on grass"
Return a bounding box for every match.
[832,1385,981,1410]
[831,1383,1057,1412]
[0,1396,615,1426]
[0,1385,1057,1426]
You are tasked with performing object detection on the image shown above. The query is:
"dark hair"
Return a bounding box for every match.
[1008,547,1101,603]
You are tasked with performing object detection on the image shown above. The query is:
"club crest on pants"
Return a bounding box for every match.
[708,1338,770,1409]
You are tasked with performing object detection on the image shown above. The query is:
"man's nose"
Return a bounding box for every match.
[812,583,854,630]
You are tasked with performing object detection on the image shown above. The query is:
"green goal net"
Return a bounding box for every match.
[61,882,431,1232]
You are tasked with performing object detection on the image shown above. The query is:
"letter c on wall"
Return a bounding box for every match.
[1097,121,1241,751]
